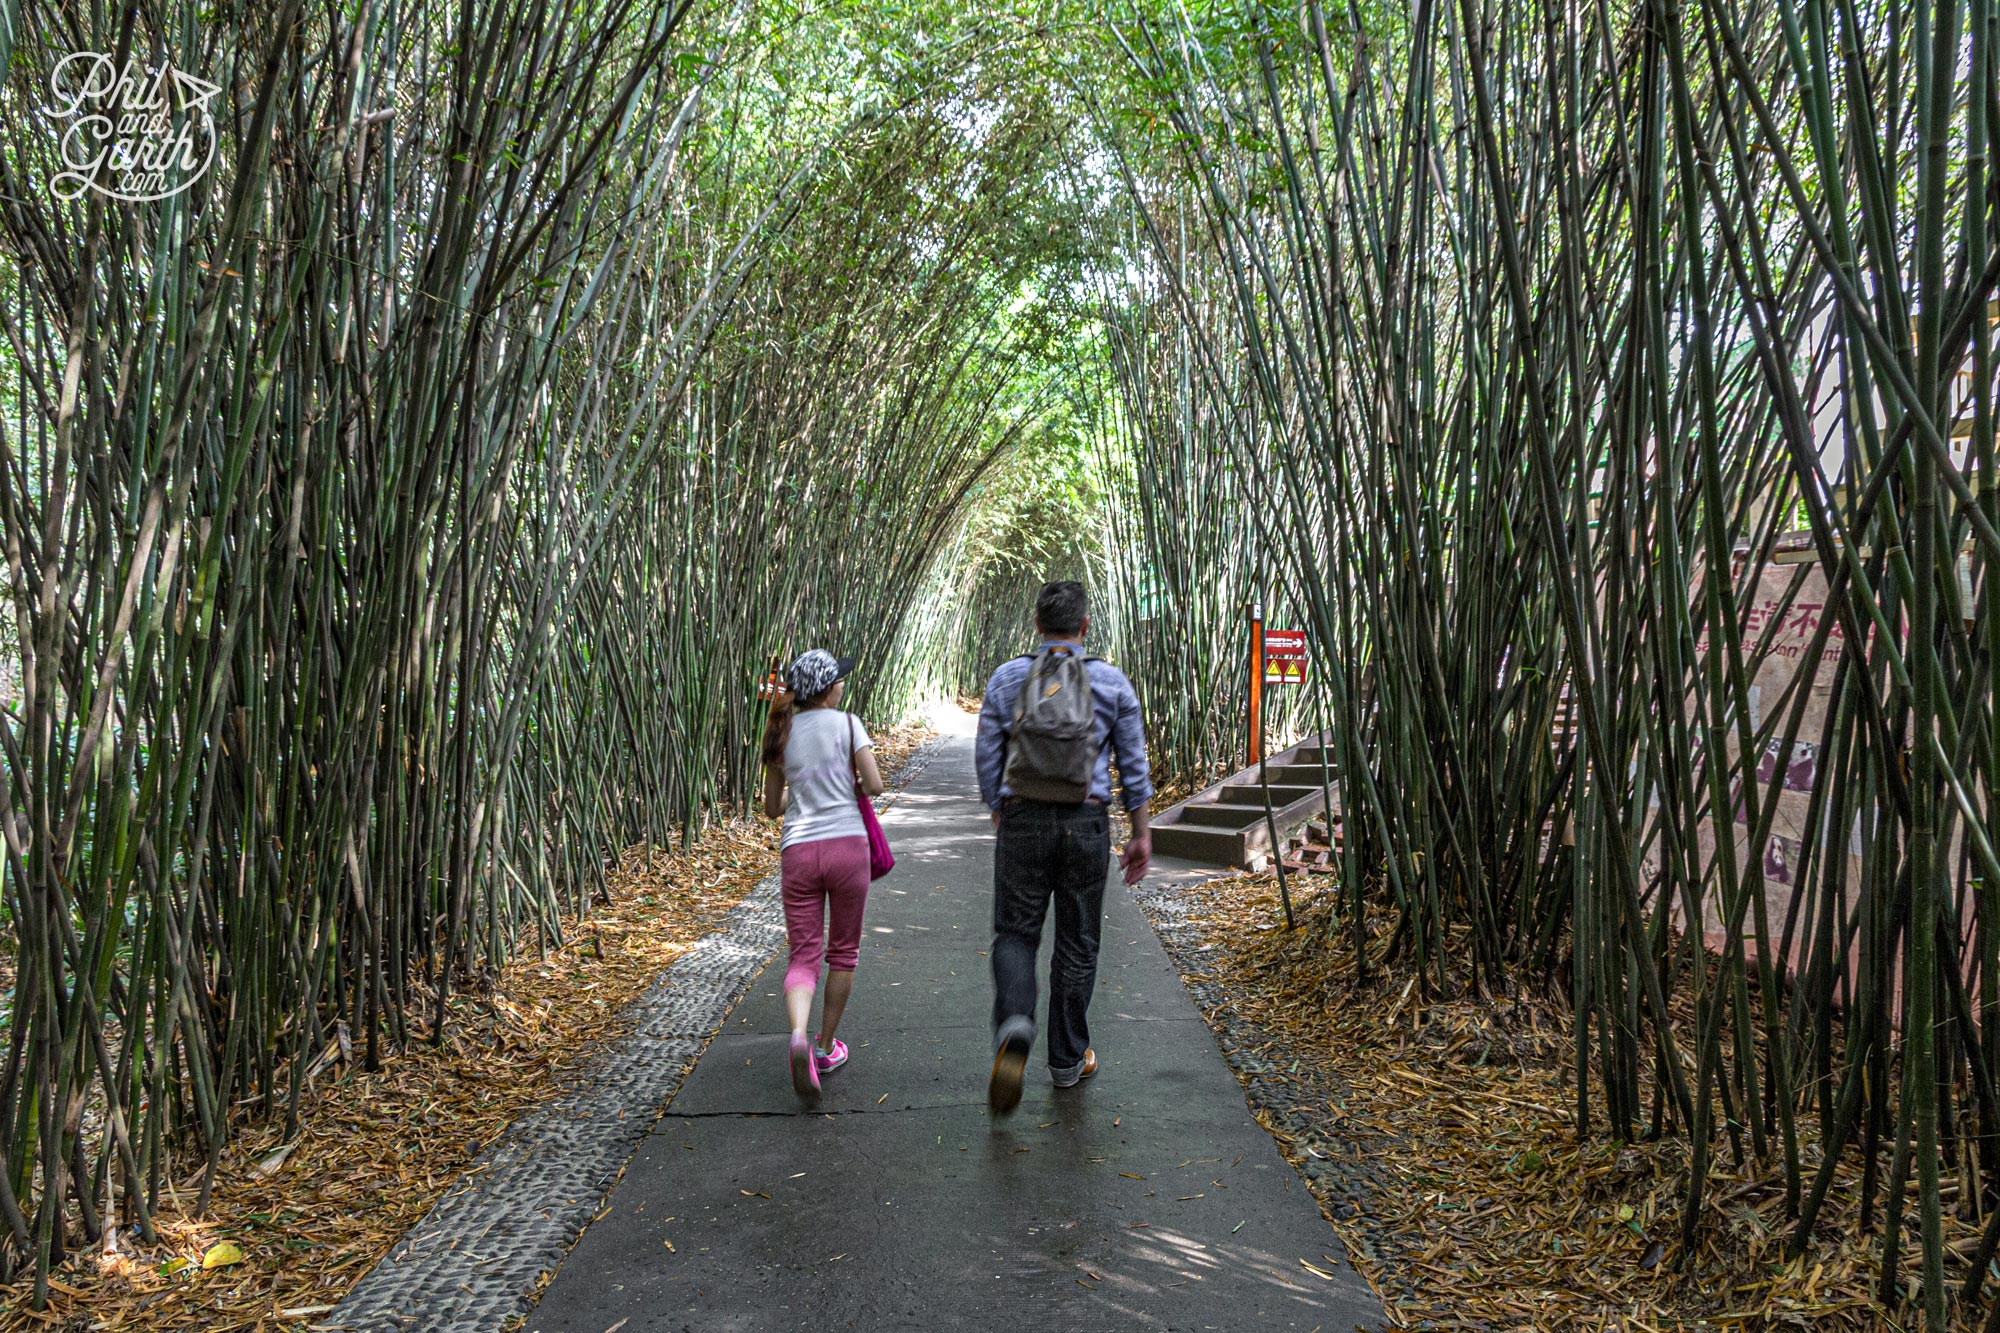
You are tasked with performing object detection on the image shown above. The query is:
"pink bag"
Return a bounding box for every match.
[850,716,894,881]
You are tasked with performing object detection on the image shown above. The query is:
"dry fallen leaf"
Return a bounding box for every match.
[200,1242,244,1271]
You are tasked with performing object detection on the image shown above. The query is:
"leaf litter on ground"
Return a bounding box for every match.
[1161,867,1991,1331]
[0,725,937,1333]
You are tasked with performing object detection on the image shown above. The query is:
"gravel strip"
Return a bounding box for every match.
[325,737,948,1333]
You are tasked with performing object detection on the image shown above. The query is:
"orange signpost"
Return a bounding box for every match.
[1249,610,1308,767]
[1248,606,1265,766]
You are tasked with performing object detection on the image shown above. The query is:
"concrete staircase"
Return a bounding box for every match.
[1150,736,1338,869]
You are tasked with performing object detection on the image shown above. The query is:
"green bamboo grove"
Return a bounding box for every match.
[5,0,2000,1324]
[0,0,1088,1300]
[1090,0,2000,1322]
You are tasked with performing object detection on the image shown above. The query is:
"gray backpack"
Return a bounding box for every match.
[1001,646,1101,803]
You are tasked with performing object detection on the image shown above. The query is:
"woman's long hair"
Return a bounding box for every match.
[761,684,835,769]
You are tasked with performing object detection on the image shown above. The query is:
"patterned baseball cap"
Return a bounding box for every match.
[784,648,855,700]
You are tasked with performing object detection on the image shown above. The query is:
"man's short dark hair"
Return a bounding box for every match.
[1035,581,1088,636]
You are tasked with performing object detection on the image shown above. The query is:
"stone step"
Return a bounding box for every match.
[1173,802,1269,830]
[1153,821,1264,865]
[1253,764,1337,788]
[1153,810,1309,864]
[1216,783,1320,807]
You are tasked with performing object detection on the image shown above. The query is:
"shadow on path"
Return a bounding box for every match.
[526,737,1385,1332]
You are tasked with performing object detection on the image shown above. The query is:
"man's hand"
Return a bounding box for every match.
[1120,805,1152,884]
[1120,830,1151,885]
[992,810,1001,831]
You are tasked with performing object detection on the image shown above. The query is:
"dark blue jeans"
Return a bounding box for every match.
[991,799,1108,1079]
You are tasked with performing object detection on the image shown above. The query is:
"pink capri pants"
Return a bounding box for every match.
[780,834,871,991]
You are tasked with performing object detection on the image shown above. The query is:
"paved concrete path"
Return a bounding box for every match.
[527,736,1383,1333]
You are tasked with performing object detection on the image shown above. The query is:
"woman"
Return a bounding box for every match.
[762,648,885,1102]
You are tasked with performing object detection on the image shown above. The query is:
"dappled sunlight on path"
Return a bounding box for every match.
[525,736,1383,1331]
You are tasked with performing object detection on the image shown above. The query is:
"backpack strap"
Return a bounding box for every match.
[1008,649,1057,724]
[1009,655,1035,723]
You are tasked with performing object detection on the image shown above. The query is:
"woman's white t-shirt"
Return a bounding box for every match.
[781,708,873,850]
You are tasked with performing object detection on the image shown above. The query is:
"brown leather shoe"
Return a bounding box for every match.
[1054,1048,1097,1089]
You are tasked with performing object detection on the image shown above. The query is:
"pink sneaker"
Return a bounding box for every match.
[814,1036,848,1074]
[789,1033,821,1103]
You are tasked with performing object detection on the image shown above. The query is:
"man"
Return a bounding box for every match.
[975,580,1152,1115]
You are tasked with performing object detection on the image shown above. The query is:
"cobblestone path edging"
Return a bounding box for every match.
[325,737,949,1333]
